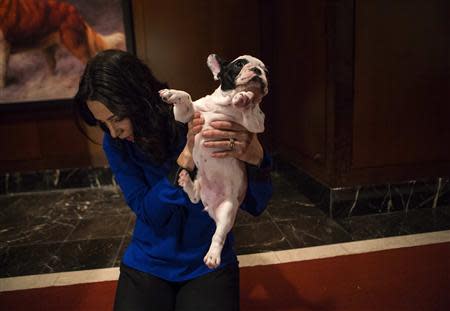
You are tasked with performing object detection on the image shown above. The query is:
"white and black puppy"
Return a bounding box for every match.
[159,54,268,269]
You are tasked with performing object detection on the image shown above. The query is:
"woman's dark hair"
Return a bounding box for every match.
[74,49,180,164]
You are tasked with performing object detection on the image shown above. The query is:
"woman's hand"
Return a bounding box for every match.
[186,112,204,152]
[177,112,203,170]
[202,120,263,166]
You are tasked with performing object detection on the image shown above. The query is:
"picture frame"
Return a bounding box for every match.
[0,0,136,113]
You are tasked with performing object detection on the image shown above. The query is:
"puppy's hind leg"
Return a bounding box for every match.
[59,18,91,63]
[204,200,238,269]
[178,169,201,203]
[43,45,58,74]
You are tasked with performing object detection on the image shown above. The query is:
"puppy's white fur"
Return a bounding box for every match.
[160,54,268,269]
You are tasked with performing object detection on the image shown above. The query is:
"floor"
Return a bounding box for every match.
[1,164,450,279]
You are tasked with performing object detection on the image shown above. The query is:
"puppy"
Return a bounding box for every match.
[160,54,268,269]
[0,0,124,88]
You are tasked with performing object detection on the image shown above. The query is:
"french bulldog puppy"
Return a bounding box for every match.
[159,54,268,269]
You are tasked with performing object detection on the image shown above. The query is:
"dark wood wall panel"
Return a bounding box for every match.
[0,121,41,161]
[0,111,91,173]
[269,0,329,183]
[275,0,327,161]
[269,0,450,186]
[352,0,450,168]
[38,118,88,158]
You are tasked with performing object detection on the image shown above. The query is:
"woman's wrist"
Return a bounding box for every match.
[177,145,195,171]
[239,135,263,166]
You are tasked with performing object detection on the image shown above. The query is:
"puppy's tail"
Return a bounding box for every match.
[85,23,125,55]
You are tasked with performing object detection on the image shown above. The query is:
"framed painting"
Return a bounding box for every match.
[0,0,135,112]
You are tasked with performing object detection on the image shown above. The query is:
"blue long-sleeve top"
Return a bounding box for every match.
[103,130,272,282]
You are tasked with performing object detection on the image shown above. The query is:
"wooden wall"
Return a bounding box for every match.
[350,0,450,182]
[266,0,329,182]
[269,0,450,187]
[0,106,100,172]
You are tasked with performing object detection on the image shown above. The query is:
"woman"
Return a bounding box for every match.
[74,49,272,311]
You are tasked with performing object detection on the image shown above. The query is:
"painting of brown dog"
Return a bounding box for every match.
[0,0,127,104]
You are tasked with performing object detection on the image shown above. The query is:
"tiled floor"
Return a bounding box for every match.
[1,166,450,278]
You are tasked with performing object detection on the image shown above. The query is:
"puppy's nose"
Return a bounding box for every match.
[250,67,262,75]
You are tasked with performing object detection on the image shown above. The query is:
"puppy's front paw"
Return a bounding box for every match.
[159,89,191,105]
[232,91,255,108]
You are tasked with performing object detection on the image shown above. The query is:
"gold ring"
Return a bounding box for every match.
[229,138,236,151]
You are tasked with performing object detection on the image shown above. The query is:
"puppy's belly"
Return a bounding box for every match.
[196,155,247,214]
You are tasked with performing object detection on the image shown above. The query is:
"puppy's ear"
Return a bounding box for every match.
[207,54,225,81]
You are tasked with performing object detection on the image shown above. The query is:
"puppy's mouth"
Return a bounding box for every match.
[249,76,268,94]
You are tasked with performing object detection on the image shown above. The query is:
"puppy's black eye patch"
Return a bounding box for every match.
[220,60,230,68]
[233,59,248,69]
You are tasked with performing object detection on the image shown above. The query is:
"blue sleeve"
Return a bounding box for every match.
[240,151,273,216]
[103,134,186,227]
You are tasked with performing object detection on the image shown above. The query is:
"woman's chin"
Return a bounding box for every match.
[125,135,134,142]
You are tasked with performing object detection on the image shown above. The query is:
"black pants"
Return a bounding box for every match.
[114,263,240,311]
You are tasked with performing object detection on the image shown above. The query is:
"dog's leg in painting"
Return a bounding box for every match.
[204,200,238,269]
[159,89,195,123]
[0,32,10,88]
[43,45,58,75]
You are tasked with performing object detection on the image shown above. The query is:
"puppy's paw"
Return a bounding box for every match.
[177,169,191,188]
[159,89,191,105]
[204,249,221,269]
[232,91,255,108]
[178,170,200,203]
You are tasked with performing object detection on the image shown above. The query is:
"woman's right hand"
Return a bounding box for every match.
[187,112,204,153]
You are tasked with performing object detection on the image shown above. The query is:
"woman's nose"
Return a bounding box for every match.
[107,123,118,138]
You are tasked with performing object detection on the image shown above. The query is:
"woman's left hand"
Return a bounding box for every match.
[202,120,263,166]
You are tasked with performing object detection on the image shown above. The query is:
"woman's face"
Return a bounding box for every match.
[87,100,134,142]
